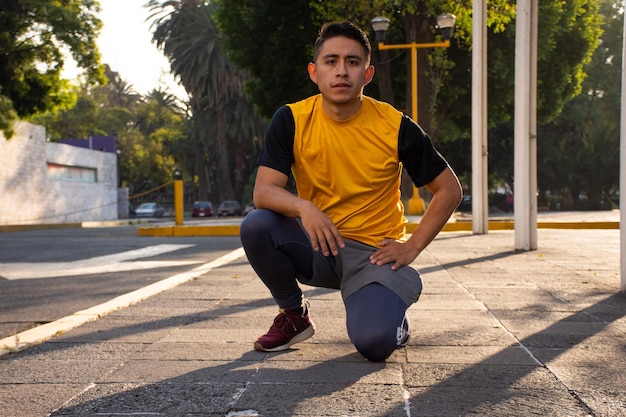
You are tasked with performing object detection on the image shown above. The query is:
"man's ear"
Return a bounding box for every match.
[307,62,318,84]
[364,65,375,86]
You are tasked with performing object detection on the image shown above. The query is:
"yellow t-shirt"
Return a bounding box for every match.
[288,95,405,247]
[258,94,447,248]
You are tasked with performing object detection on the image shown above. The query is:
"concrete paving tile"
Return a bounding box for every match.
[492,309,602,322]
[530,336,626,365]
[402,363,562,390]
[52,316,190,344]
[155,327,261,344]
[50,382,239,416]
[420,285,469,295]
[405,386,589,416]
[134,341,265,361]
[409,324,517,347]
[262,343,369,363]
[498,319,623,340]
[405,345,538,365]
[234,382,409,417]
[548,364,626,392]
[182,316,277,330]
[2,341,145,361]
[0,383,86,417]
[574,390,626,417]
[479,298,580,312]
[411,297,487,311]
[192,299,280,317]
[0,358,122,384]
[407,308,494,322]
[252,360,402,385]
[102,359,258,384]
[108,305,209,318]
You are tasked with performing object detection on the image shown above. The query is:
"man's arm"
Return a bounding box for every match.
[253,165,345,256]
[370,166,462,270]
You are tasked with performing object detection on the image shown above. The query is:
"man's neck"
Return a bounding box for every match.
[321,96,363,121]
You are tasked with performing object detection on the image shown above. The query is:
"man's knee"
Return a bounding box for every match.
[351,328,397,362]
[240,209,275,244]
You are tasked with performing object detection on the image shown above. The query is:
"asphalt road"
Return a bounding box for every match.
[0,224,243,340]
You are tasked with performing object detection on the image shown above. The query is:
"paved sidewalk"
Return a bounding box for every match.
[1,227,624,416]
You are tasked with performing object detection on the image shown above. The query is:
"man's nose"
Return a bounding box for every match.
[336,62,348,76]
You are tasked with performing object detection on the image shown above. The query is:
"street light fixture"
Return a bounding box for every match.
[371,14,456,214]
[436,14,456,41]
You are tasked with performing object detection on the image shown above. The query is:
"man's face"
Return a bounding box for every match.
[308,36,374,107]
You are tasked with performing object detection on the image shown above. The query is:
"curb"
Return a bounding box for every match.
[137,220,620,237]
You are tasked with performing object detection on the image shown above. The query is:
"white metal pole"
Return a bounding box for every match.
[619,1,626,292]
[514,0,532,250]
[472,0,489,234]
[529,0,538,250]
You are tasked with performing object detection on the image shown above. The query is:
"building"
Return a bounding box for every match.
[0,121,126,225]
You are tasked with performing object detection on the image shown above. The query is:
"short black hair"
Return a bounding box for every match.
[313,22,372,63]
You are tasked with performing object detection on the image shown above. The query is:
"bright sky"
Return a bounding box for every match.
[65,0,187,99]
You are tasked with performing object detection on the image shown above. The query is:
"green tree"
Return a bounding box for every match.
[215,0,318,120]
[148,0,264,204]
[31,67,190,196]
[120,89,186,195]
[536,0,621,210]
[30,65,136,141]
[0,0,105,137]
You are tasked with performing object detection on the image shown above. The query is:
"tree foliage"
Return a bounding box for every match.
[215,0,318,120]
[0,0,106,137]
[438,0,602,189]
[31,67,190,197]
[536,0,621,210]
[148,0,264,203]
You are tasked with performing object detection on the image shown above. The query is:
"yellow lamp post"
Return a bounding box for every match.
[371,14,456,215]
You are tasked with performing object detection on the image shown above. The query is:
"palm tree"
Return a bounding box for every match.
[147,0,262,202]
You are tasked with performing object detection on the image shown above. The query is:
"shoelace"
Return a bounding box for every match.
[269,313,297,334]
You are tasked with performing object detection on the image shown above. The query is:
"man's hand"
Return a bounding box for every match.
[370,239,420,271]
[299,201,345,256]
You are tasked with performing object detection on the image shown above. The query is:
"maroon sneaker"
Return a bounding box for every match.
[254,302,315,352]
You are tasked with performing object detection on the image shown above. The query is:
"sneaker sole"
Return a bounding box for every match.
[254,323,316,352]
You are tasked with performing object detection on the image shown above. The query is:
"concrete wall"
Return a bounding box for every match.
[0,121,119,225]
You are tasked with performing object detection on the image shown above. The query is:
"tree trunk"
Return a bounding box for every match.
[215,107,235,201]
[372,49,394,105]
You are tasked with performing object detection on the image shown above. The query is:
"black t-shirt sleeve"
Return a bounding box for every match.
[398,114,449,187]
[256,106,295,176]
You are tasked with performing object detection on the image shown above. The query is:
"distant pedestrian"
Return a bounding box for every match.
[240,21,462,361]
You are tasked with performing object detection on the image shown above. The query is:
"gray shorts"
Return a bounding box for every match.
[297,238,423,307]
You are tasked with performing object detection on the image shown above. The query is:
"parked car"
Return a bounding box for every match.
[135,202,164,218]
[243,202,256,216]
[217,200,242,216]
[191,201,214,217]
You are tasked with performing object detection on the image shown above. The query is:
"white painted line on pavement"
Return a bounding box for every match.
[0,244,198,279]
[0,247,246,357]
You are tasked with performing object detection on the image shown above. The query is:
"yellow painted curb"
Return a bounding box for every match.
[173,225,240,236]
[138,221,619,237]
[137,224,242,237]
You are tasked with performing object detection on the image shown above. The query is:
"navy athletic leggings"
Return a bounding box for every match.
[240,209,408,361]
